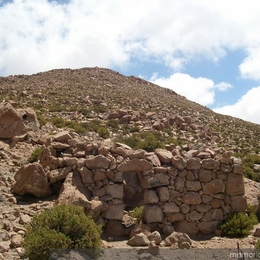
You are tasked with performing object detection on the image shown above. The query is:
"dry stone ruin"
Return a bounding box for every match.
[12,130,247,237]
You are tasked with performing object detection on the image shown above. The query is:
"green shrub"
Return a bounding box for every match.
[218,206,258,238]
[243,166,260,182]
[93,104,107,113]
[116,131,163,152]
[50,117,87,134]
[107,119,119,130]
[255,239,260,250]
[23,204,102,260]
[130,206,144,223]
[97,126,109,139]
[28,147,43,163]
[244,154,260,168]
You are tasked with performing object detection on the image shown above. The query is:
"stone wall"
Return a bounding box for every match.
[12,131,247,236]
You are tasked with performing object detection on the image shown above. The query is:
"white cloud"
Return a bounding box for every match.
[150,73,232,106]
[0,0,260,77]
[213,86,260,124]
[239,48,260,81]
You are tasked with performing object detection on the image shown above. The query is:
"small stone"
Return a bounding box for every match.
[10,234,23,248]
[178,241,191,249]
[127,233,150,246]
[254,228,260,237]
[16,247,25,257]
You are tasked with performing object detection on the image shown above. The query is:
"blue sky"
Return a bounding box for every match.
[1,0,260,124]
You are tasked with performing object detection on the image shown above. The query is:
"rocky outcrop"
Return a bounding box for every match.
[0,102,39,139]
[12,131,247,236]
[12,162,52,198]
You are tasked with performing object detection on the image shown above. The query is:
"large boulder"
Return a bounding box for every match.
[0,102,39,139]
[12,162,52,198]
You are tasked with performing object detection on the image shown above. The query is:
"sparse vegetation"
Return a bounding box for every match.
[130,205,144,223]
[233,153,260,182]
[28,147,43,163]
[218,205,258,238]
[23,204,102,260]
[116,131,164,152]
[97,126,109,139]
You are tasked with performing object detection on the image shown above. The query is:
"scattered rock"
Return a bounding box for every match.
[127,233,150,246]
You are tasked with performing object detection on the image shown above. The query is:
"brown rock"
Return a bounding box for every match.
[93,169,107,181]
[105,220,124,238]
[145,153,161,167]
[175,220,199,236]
[53,131,72,142]
[182,192,201,205]
[153,120,165,130]
[111,146,130,158]
[254,228,260,237]
[180,204,190,214]
[226,174,245,196]
[127,233,150,246]
[56,172,91,209]
[105,184,123,199]
[175,176,185,192]
[51,141,70,149]
[129,223,151,238]
[164,231,192,246]
[156,187,169,202]
[117,159,153,172]
[171,155,187,170]
[198,221,219,234]
[201,158,220,170]
[128,149,146,159]
[203,179,224,195]
[0,102,38,139]
[186,158,201,170]
[230,195,247,212]
[139,172,170,188]
[78,166,94,184]
[143,189,159,204]
[154,148,173,164]
[163,202,179,213]
[12,162,52,198]
[48,167,72,183]
[233,157,243,174]
[188,210,203,221]
[199,169,212,182]
[150,231,162,245]
[102,204,124,220]
[143,205,164,223]
[90,199,107,220]
[85,155,111,169]
[212,209,224,221]
[196,204,212,213]
[10,234,23,248]
[186,180,201,191]
[166,213,185,222]
[39,146,57,168]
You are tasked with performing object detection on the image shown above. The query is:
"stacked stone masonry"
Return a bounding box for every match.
[12,131,246,236]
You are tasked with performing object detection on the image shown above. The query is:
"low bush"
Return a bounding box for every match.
[116,131,163,152]
[23,204,102,260]
[218,206,258,238]
[97,126,110,139]
[130,206,144,223]
[28,147,43,163]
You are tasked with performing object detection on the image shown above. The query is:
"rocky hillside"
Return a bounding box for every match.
[1,67,260,259]
[1,67,260,154]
